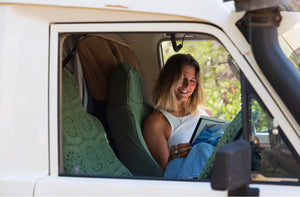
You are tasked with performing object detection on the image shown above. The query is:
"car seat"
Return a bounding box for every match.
[106,63,164,177]
[199,111,242,179]
[63,33,141,152]
[61,67,132,176]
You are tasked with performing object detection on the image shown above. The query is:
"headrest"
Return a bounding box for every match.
[77,35,140,101]
[108,63,144,105]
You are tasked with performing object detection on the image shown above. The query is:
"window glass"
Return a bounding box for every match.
[161,39,241,121]
[250,98,300,178]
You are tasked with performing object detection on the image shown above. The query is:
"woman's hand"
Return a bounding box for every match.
[169,143,192,161]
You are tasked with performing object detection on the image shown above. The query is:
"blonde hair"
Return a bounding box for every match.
[153,54,205,114]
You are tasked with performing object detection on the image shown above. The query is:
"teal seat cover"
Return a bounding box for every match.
[62,68,132,176]
[107,63,163,177]
[199,111,242,179]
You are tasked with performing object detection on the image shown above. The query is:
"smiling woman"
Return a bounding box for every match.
[152,54,204,114]
[143,54,211,176]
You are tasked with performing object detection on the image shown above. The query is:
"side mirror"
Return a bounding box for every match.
[211,139,259,196]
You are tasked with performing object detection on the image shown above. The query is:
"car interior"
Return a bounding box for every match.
[59,32,300,180]
[59,32,243,178]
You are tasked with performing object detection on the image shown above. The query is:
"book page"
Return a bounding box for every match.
[190,116,230,144]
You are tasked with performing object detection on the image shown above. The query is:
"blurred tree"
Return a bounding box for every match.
[291,0,300,11]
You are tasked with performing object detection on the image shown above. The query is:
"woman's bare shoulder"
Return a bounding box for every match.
[144,110,166,125]
[143,110,170,133]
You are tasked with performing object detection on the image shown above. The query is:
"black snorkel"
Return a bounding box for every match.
[231,0,300,124]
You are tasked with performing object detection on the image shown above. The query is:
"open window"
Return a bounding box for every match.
[49,23,298,185]
[57,30,243,180]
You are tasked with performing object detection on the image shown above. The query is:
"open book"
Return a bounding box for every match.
[189,116,230,145]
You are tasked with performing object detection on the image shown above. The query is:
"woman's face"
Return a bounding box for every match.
[174,65,197,104]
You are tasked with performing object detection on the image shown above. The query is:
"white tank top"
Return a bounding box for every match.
[159,109,208,149]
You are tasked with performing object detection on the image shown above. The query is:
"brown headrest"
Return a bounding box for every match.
[77,34,140,101]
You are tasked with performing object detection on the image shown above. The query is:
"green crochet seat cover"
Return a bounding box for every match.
[107,63,163,177]
[199,111,242,179]
[62,68,132,176]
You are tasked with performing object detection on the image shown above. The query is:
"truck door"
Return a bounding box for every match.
[33,21,300,196]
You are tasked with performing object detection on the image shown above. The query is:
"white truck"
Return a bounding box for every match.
[0,0,300,196]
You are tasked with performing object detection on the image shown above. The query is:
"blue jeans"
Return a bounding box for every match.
[164,142,214,179]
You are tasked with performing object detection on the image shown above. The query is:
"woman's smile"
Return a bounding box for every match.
[179,89,188,94]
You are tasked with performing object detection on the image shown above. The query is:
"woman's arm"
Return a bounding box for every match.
[143,111,170,170]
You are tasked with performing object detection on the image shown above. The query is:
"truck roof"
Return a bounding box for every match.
[0,0,236,27]
[1,0,298,37]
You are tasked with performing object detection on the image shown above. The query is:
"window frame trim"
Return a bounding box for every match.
[49,22,299,177]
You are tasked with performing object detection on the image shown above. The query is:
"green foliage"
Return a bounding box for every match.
[250,99,272,133]
[289,52,300,73]
[162,40,241,121]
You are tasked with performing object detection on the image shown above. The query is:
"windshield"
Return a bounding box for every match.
[279,20,300,74]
